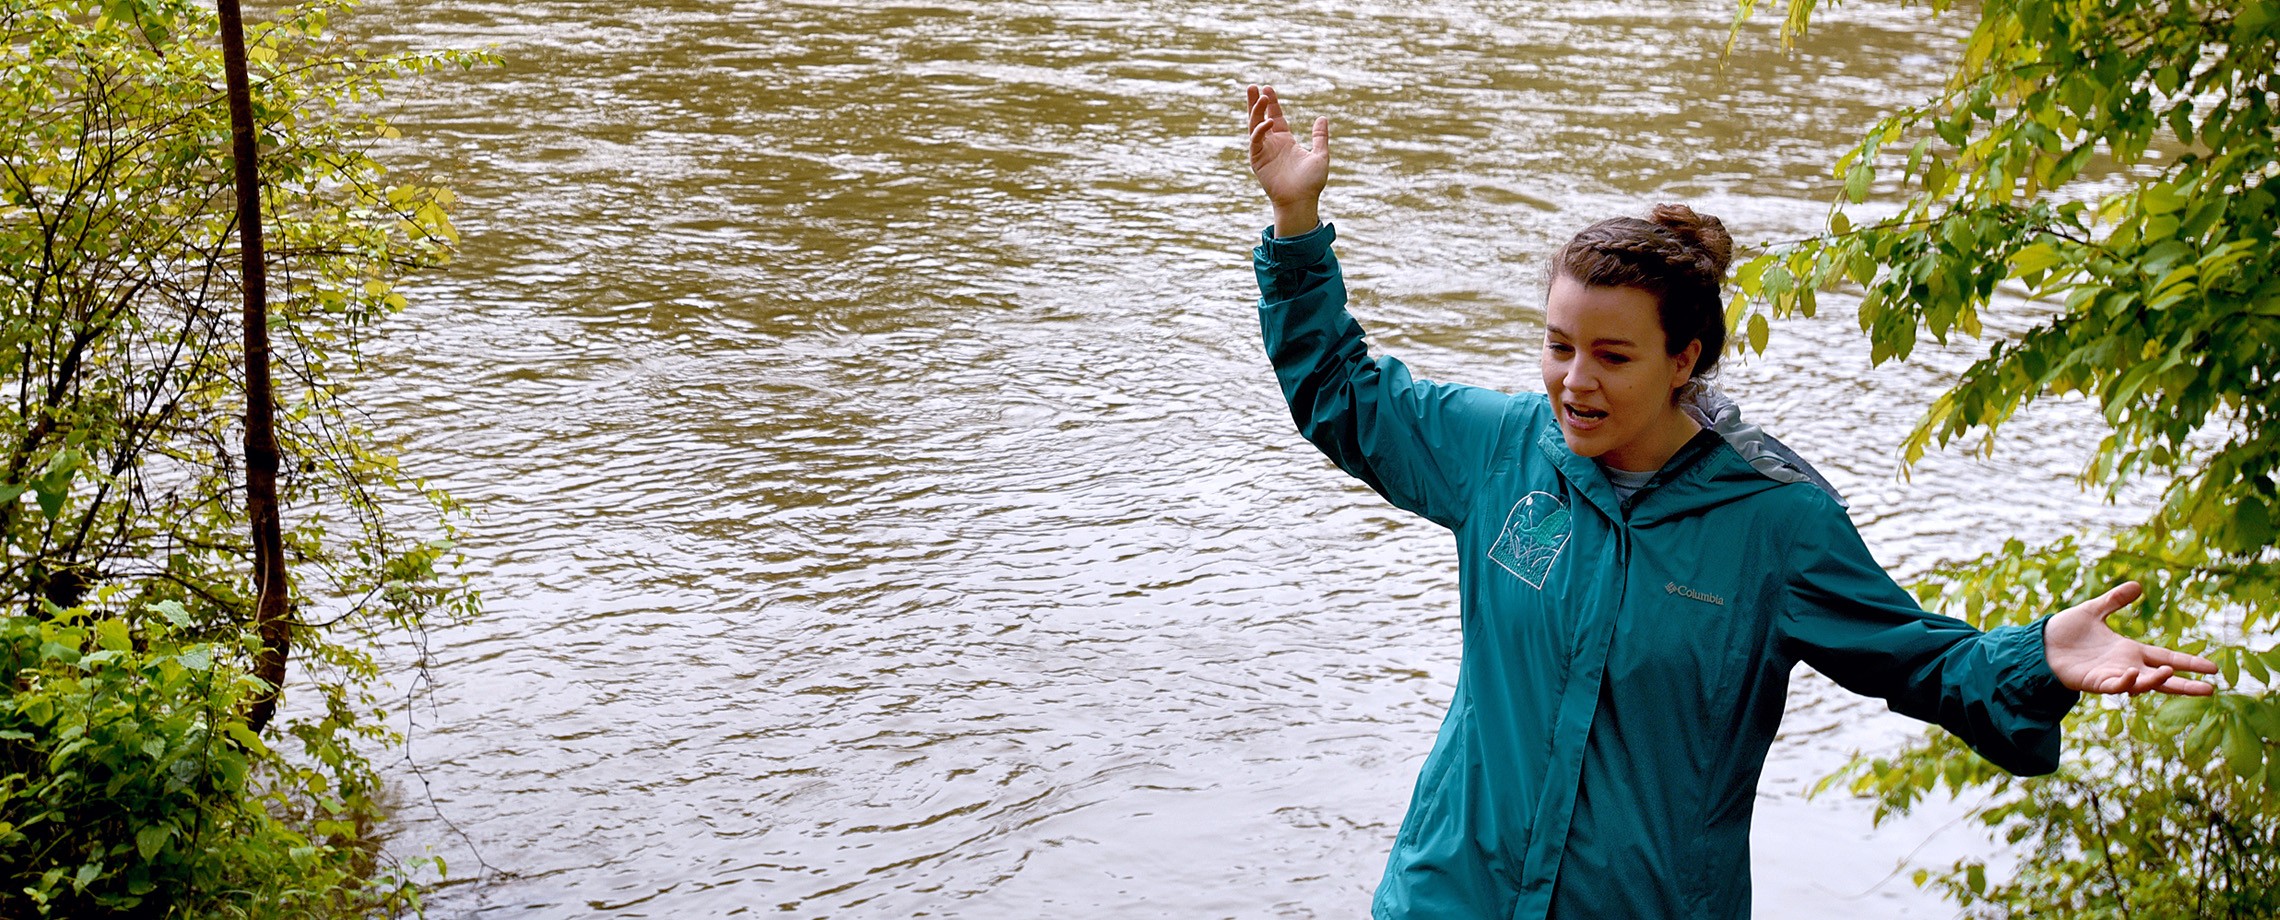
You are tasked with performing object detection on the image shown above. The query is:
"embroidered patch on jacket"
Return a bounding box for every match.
[1487,491,1570,589]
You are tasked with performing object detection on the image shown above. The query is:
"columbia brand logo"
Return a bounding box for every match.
[1666,582,1726,606]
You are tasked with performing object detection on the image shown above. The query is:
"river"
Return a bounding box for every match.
[336,1,2142,916]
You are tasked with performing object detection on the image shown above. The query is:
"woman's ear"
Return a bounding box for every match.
[1670,339,1703,390]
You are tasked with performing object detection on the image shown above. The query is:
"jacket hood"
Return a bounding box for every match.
[1532,384,1845,526]
[1678,383,1845,507]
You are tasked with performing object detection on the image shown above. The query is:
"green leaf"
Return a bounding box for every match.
[175,645,212,671]
[2244,696,2280,739]
[2235,0,2277,40]
[1847,252,1876,285]
[2006,242,2063,279]
[2141,240,2194,278]
[94,618,129,652]
[1936,116,1966,147]
[223,722,270,757]
[1845,161,1873,204]
[135,825,168,860]
[1763,266,1794,297]
[2140,183,2186,215]
[153,600,192,627]
[2242,648,2270,685]
[2184,714,2225,763]
[34,476,69,521]
[2237,497,2274,549]
[2224,717,2266,778]
[1748,313,1770,353]
[1735,253,1773,291]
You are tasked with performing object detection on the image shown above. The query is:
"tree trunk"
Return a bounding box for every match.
[218,0,291,733]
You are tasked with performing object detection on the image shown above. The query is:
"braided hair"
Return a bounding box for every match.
[1550,204,1734,380]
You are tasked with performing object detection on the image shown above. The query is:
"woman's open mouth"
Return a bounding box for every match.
[1564,402,1608,429]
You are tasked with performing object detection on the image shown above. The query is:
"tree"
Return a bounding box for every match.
[0,0,482,914]
[1729,0,2280,914]
[216,0,294,736]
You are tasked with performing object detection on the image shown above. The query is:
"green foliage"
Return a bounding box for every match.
[1831,717,2278,918]
[1824,533,2280,918]
[0,605,437,917]
[1734,0,2280,915]
[0,0,484,914]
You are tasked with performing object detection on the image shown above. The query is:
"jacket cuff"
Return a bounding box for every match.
[1254,222,1336,267]
[1996,616,2081,722]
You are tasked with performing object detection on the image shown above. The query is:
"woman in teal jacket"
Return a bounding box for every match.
[1240,85,2218,920]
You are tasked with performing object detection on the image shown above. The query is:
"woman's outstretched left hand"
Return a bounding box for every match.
[2044,581,2219,696]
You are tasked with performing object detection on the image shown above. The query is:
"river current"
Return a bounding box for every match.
[335,2,2146,916]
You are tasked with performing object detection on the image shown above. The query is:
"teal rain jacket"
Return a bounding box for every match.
[1251,225,2079,920]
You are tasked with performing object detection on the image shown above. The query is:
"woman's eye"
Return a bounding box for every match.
[1546,343,1572,355]
[1602,352,1630,364]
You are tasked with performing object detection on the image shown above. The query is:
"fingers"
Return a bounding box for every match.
[2090,664,2170,695]
[2157,673,2217,696]
[2050,579,2228,699]
[2064,581,2142,626]
[2099,580,2144,613]
[2103,664,2218,696]
[2086,666,2214,695]
[2145,643,2219,675]
[1311,115,1329,157]
[1247,88,1286,140]
[2081,643,2228,696]
[1246,84,1287,135]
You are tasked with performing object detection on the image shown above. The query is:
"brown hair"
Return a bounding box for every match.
[1550,204,1734,380]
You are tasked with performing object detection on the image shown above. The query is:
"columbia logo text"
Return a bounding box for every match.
[1665,582,1726,606]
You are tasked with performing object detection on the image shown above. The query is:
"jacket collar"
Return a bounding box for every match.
[1536,424,1625,522]
[1532,385,1841,525]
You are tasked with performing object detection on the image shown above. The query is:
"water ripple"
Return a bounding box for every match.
[342,1,2145,917]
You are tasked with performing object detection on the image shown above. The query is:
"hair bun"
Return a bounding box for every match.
[1648,204,1733,282]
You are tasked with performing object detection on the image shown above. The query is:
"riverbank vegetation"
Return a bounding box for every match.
[0,0,480,915]
[1731,0,2280,914]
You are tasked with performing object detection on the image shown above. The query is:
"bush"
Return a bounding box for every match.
[1734,0,2280,913]
[0,0,483,914]
[0,607,432,917]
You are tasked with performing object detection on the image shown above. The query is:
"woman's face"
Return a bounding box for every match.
[1540,275,1702,472]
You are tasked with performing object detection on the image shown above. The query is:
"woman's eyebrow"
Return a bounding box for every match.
[1545,324,1637,348]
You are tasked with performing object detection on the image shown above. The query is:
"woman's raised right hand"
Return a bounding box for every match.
[1245,85,1329,237]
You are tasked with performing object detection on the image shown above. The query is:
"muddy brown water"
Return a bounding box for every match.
[336,1,2147,916]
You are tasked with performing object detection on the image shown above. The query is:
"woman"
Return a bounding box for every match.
[1240,84,2217,920]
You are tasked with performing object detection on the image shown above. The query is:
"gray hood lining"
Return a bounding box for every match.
[1679,383,1846,507]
